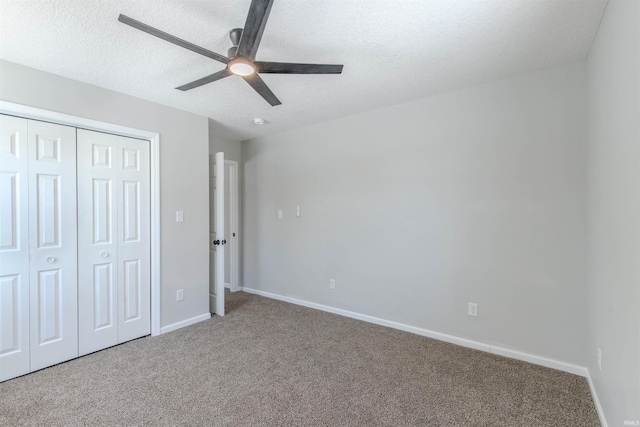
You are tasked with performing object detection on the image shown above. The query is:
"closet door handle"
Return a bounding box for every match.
[46,257,56,263]
[101,252,109,258]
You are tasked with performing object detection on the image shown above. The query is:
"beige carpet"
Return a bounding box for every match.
[0,291,599,426]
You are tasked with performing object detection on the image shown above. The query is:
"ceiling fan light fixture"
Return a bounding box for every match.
[228,58,255,76]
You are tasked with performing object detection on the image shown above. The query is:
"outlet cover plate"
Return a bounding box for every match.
[468,302,478,317]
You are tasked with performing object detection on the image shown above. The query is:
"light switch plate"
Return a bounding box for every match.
[176,211,184,223]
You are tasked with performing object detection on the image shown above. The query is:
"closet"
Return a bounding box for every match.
[0,115,150,382]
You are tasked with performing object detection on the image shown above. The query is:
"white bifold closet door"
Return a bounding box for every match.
[77,129,150,356]
[0,115,78,380]
[0,115,30,381]
[28,121,78,371]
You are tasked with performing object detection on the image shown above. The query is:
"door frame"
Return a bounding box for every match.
[0,100,163,337]
[225,159,240,292]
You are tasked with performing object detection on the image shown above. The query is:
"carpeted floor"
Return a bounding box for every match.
[1,291,599,426]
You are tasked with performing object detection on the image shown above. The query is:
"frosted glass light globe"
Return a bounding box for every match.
[229,58,255,76]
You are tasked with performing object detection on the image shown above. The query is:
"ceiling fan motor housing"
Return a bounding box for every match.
[229,28,243,47]
[228,28,244,58]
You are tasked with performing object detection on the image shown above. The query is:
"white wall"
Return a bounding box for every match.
[242,62,588,366]
[0,59,211,328]
[209,119,241,162]
[586,0,640,424]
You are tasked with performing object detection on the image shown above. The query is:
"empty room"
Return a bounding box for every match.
[0,0,638,425]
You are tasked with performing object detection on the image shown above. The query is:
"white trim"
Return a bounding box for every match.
[240,286,589,377]
[490,346,587,376]
[586,370,608,427]
[150,133,161,336]
[225,160,240,293]
[160,313,211,335]
[0,100,162,337]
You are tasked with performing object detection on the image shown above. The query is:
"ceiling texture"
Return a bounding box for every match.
[0,0,607,141]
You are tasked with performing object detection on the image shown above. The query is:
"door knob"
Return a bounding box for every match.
[46,257,56,263]
[101,252,109,258]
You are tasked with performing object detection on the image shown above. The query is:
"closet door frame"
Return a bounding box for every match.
[0,101,161,337]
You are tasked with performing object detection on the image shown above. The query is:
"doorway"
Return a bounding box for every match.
[209,156,240,315]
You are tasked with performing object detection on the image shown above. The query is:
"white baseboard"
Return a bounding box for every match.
[586,370,608,427]
[490,346,587,377]
[160,313,211,335]
[240,286,588,377]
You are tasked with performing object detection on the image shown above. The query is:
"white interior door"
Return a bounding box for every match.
[77,129,118,355]
[27,120,78,372]
[0,115,30,381]
[77,129,150,355]
[211,152,225,316]
[209,157,216,312]
[116,134,150,343]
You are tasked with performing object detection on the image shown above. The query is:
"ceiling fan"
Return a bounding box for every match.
[118,0,343,106]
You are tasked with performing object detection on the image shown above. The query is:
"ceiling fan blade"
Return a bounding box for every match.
[242,74,281,106]
[255,62,344,74]
[118,14,228,64]
[176,69,231,91]
[237,0,274,60]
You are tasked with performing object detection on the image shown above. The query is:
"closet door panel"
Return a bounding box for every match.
[0,115,30,382]
[77,129,118,356]
[27,120,78,372]
[117,137,150,342]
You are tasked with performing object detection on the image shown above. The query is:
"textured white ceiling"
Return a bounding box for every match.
[0,0,607,140]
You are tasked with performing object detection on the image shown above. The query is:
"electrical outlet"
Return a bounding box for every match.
[468,302,478,317]
[329,279,336,290]
[277,210,283,219]
[176,211,184,223]
[597,347,602,371]
[176,289,184,301]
